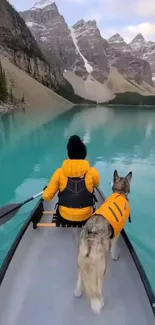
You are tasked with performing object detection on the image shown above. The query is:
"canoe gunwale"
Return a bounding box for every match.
[97,188,155,317]
[122,229,155,316]
[0,189,154,318]
[0,199,42,286]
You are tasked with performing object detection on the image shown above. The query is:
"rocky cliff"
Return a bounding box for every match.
[0,0,57,89]
[130,34,155,84]
[112,53,153,85]
[108,33,131,52]
[108,32,155,85]
[0,0,77,108]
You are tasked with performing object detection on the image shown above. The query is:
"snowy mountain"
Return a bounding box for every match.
[20,2,89,96]
[20,6,110,86]
[72,20,152,86]
[20,0,155,102]
[130,33,146,52]
[72,20,109,83]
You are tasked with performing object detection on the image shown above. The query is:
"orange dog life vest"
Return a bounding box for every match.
[94,193,131,237]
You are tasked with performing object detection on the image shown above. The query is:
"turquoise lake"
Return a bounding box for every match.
[0,105,155,292]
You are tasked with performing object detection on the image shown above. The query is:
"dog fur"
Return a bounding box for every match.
[74,170,132,315]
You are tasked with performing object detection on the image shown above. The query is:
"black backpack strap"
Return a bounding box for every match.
[129,214,132,223]
[92,191,98,203]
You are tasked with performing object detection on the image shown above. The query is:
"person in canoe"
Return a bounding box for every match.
[42,135,100,226]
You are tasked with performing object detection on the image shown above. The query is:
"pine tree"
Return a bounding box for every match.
[33,70,36,79]
[10,87,14,102]
[1,69,8,102]
[21,94,25,103]
[0,61,3,101]
[0,61,8,102]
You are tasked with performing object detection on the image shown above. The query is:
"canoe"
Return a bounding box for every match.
[0,188,155,325]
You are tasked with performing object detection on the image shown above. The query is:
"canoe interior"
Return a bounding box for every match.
[0,188,154,325]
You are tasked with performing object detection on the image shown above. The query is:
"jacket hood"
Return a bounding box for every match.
[62,159,90,178]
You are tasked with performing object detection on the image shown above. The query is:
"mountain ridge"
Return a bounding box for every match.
[4,0,155,104]
[107,32,155,84]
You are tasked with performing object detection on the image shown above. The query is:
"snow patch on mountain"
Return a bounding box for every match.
[108,33,131,52]
[40,36,48,42]
[26,21,46,29]
[108,33,124,43]
[31,0,55,10]
[27,22,35,28]
[70,27,93,74]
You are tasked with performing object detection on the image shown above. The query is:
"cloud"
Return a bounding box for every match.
[101,22,155,43]
[86,0,155,23]
[56,0,89,5]
[32,0,88,4]
[136,0,155,17]
[124,23,155,40]
[85,0,129,22]
[71,0,88,2]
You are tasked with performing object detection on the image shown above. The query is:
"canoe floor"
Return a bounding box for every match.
[0,192,154,325]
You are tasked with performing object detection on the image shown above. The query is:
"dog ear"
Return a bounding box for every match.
[125,171,132,183]
[113,170,119,181]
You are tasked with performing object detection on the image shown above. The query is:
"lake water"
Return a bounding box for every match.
[0,105,155,293]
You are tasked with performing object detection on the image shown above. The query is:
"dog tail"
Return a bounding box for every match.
[90,297,103,315]
[81,256,102,314]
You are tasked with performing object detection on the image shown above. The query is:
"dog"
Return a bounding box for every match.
[74,170,132,315]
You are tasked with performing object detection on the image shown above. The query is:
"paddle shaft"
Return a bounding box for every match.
[23,191,43,204]
[0,191,43,219]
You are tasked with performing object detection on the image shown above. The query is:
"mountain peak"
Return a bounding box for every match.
[87,19,97,25]
[31,0,57,10]
[73,19,97,31]
[108,33,125,43]
[72,19,85,29]
[131,33,145,43]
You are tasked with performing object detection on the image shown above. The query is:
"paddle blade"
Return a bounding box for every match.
[0,203,21,226]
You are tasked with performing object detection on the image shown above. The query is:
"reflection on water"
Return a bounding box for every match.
[0,105,155,292]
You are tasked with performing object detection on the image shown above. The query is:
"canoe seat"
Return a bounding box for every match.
[51,213,83,228]
[32,200,84,229]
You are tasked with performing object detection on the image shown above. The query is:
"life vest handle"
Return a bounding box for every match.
[114,192,132,223]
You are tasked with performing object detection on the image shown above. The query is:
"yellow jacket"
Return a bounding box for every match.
[94,193,130,237]
[42,159,100,222]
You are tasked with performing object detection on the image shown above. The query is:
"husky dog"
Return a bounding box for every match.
[74,170,132,314]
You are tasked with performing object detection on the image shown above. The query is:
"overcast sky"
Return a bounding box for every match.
[9,0,155,42]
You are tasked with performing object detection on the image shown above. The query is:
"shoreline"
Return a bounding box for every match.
[1,102,155,116]
[102,104,155,107]
[74,103,155,108]
[0,102,26,115]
